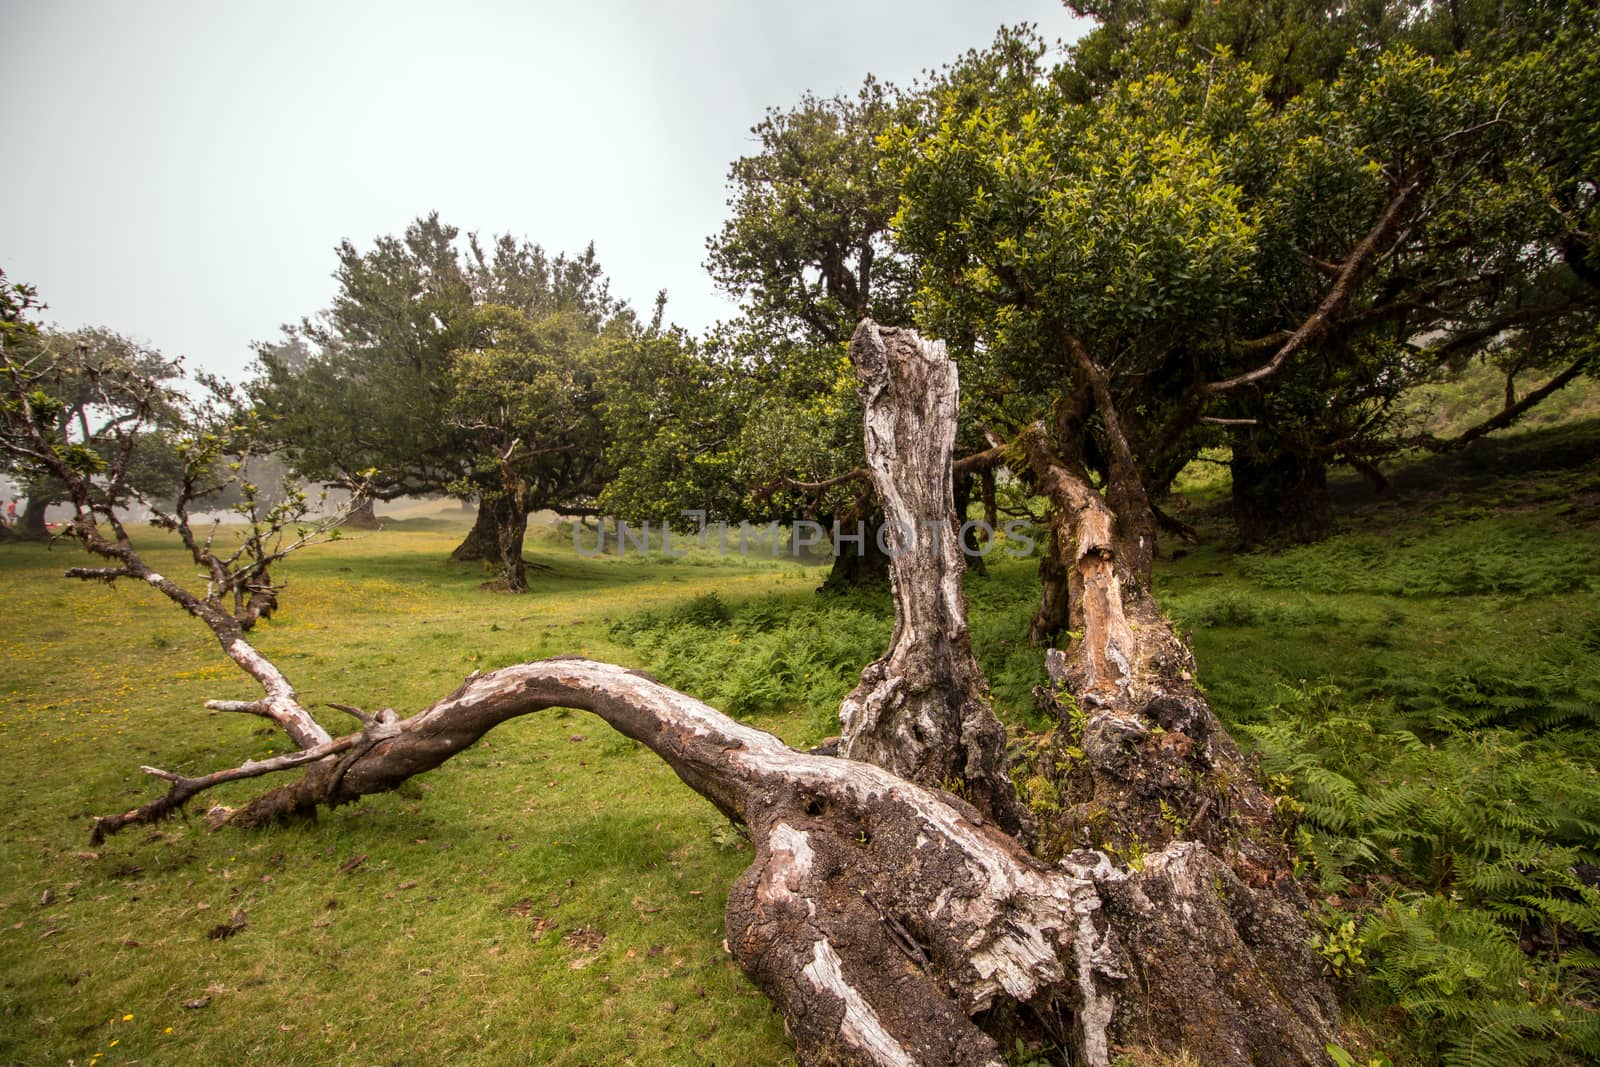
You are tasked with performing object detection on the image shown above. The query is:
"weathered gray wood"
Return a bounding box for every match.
[839,320,1027,838]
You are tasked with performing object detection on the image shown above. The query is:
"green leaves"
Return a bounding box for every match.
[251,214,626,512]
[893,44,1267,397]
[707,74,916,346]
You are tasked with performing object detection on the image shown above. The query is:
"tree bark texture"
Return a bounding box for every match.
[837,320,1027,839]
[1017,422,1337,1063]
[490,496,531,593]
[106,653,1333,1066]
[449,494,514,562]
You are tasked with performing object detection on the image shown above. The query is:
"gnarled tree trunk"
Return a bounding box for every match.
[339,491,381,530]
[449,493,514,562]
[1017,422,1337,1063]
[17,496,49,539]
[1230,433,1334,545]
[86,323,1337,1067]
[837,321,1027,839]
[489,494,531,593]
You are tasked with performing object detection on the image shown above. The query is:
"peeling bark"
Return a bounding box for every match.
[113,658,1099,1064]
[1017,422,1337,1063]
[837,320,1027,839]
[1018,425,1286,868]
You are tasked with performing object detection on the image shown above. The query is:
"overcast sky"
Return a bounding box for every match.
[3,1,1090,381]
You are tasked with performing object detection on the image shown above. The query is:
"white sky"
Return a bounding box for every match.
[3,1,1090,381]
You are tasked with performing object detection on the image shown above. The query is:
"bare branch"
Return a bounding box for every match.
[1413,353,1593,452]
[64,566,134,582]
[90,733,357,844]
[1203,178,1425,397]
[326,701,376,727]
[204,699,271,715]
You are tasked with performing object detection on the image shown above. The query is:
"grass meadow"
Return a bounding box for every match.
[4,418,1600,1066]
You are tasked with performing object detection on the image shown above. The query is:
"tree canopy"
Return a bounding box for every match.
[251,214,633,588]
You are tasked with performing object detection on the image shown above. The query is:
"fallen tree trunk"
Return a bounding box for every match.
[55,321,1335,1066]
[92,656,1334,1066]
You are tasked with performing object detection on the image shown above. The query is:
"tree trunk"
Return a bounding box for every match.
[88,325,1339,1067]
[487,495,530,593]
[449,495,510,562]
[17,497,49,539]
[339,492,381,530]
[99,647,1335,1066]
[821,501,893,591]
[837,321,1027,838]
[1230,435,1333,544]
[1017,422,1337,1063]
[953,471,986,576]
[1030,529,1072,646]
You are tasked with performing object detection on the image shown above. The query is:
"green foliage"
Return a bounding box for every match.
[1363,894,1599,1067]
[0,321,187,512]
[1325,1042,1392,1067]
[1236,513,1600,600]
[1159,427,1600,1063]
[596,326,747,524]
[447,304,611,514]
[1242,680,1600,1061]
[706,74,916,346]
[252,215,627,517]
[1316,915,1367,979]
[610,587,892,737]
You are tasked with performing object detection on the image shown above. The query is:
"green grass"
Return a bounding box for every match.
[4,416,1600,1065]
[1399,360,1600,440]
[0,520,813,1067]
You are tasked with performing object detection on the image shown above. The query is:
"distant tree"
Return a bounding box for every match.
[596,310,750,529]
[707,75,917,343]
[448,305,613,591]
[251,214,472,528]
[252,215,629,580]
[604,77,937,586]
[0,316,186,538]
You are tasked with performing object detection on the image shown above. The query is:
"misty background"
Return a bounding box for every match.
[3,0,1089,381]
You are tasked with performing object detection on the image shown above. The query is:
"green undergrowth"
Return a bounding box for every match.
[606,557,1049,743]
[1157,424,1600,1066]
[608,588,892,740]
[0,521,809,1067]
